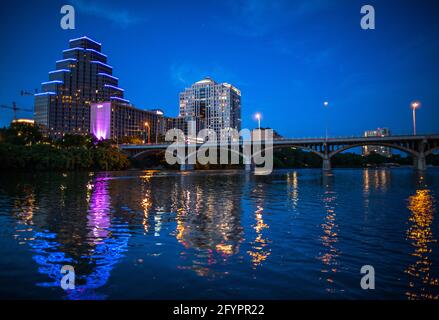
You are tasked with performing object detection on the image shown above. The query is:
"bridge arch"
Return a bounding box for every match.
[328,142,419,158]
[183,146,251,165]
[130,146,252,167]
[130,149,166,159]
[251,144,325,160]
[129,144,326,163]
[425,146,439,157]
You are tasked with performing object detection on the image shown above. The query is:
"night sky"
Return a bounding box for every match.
[0,0,438,137]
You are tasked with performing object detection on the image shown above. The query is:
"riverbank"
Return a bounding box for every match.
[0,123,129,171]
[2,123,438,172]
[0,142,130,171]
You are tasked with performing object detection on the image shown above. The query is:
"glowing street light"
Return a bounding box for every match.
[411,101,420,135]
[323,101,329,140]
[144,121,151,144]
[255,113,261,129]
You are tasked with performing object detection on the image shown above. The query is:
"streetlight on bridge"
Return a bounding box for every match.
[323,101,329,140]
[411,101,420,136]
[255,113,262,130]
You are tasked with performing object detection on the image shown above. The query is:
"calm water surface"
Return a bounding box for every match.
[0,169,438,300]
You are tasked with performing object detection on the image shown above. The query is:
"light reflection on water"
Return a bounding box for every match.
[318,174,340,293]
[0,169,438,299]
[405,173,438,300]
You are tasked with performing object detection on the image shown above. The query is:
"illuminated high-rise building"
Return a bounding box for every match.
[34,36,125,137]
[34,36,163,141]
[179,77,241,139]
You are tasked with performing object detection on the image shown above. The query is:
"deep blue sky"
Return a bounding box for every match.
[0,0,438,137]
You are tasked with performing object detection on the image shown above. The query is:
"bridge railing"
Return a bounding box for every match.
[118,133,439,147]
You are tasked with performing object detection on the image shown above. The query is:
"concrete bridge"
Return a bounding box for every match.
[119,134,439,171]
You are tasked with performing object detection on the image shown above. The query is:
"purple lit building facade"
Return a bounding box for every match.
[90,102,112,140]
[91,101,165,143]
[34,37,164,141]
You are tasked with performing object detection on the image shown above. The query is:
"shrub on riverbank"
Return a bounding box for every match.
[0,124,129,171]
[0,142,130,171]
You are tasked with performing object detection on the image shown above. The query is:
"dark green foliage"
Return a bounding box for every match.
[331,152,364,167]
[0,123,44,146]
[0,125,130,172]
[273,148,322,168]
[427,153,439,166]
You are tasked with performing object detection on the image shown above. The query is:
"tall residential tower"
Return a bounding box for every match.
[179,77,241,139]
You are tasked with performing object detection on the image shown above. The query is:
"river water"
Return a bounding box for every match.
[0,169,438,300]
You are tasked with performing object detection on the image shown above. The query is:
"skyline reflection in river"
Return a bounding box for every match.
[0,168,439,300]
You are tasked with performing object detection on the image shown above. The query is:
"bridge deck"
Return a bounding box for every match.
[119,134,439,150]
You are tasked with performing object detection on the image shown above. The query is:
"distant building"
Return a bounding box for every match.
[165,116,189,136]
[165,116,204,140]
[11,119,35,125]
[251,128,282,140]
[178,77,241,140]
[34,36,164,141]
[363,128,392,157]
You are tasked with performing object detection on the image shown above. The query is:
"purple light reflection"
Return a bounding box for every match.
[87,177,111,243]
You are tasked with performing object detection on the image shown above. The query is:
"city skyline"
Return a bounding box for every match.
[0,0,438,137]
[32,35,244,141]
[1,0,439,305]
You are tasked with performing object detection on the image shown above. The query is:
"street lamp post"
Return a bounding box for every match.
[323,101,329,140]
[144,122,150,144]
[411,101,420,135]
[255,113,261,130]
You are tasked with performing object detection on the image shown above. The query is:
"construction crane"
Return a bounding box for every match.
[0,102,33,120]
[21,89,38,96]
